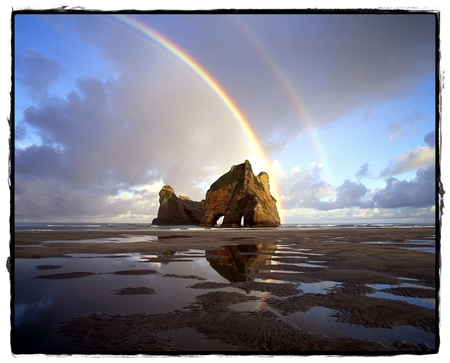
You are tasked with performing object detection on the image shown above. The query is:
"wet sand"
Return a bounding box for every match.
[13,227,438,354]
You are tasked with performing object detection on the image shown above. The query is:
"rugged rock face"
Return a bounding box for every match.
[151,185,205,225]
[199,160,280,227]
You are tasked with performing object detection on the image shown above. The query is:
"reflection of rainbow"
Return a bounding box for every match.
[113,15,284,222]
[231,17,332,183]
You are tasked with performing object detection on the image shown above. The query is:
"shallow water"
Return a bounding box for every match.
[361,239,436,253]
[366,283,435,309]
[13,237,436,353]
[282,306,435,348]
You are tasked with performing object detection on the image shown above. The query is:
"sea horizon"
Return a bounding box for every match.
[13,221,436,232]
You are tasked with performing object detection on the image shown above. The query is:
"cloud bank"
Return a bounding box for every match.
[14,13,437,223]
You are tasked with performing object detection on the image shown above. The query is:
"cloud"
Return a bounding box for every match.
[283,205,435,224]
[424,130,436,147]
[277,164,371,211]
[16,48,64,98]
[373,167,435,208]
[277,164,334,210]
[77,13,436,144]
[329,180,370,210]
[280,166,436,224]
[14,14,436,223]
[388,111,423,141]
[265,14,435,129]
[355,163,370,180]
[380,145,435,177]
[278,161,435,216]
[14,42,257,221]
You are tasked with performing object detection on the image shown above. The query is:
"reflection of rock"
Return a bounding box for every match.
[206,243,276,283]
[152,185,205,225]
[199,160,280,227]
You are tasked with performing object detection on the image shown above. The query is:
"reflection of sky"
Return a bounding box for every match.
[43,234,159,243]
[366,283,435,310]
[283,306,435,349]
[367,292,435,310]
[15,299,53,327]
[14,241,436,352]
[14,251,236,351]
[361,239,436,254]
[299,281,340,294]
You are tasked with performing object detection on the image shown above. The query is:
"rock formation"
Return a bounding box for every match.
[151,185,205,225]
[199,160,280,227]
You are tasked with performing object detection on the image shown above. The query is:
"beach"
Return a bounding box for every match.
[13,227,438,354]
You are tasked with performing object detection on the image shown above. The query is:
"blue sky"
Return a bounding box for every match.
[13,9,438,224]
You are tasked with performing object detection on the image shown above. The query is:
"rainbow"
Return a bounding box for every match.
[112,15,284,221]
[231,17,332,183]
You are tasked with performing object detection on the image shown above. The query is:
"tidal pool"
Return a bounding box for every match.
[13,238,436,353]
[366,283,435,309]
[361,239,436,254]
[282,306,435,348]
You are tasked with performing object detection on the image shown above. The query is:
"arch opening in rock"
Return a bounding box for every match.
[214,215,224,226]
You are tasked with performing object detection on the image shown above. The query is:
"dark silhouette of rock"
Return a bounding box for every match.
[199,160,280,227]
[151,185,205,225]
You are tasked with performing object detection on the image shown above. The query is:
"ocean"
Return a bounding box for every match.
[14,222,435,232]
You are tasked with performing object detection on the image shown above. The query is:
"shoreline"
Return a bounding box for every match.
[14,226,436,258]
[12,227,438,353]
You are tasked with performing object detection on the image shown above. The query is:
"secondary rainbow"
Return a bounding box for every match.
[112,15,284,221]
[231,17,333,183]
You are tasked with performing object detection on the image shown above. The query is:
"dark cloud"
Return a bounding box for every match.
[424,131,436,147]
[242,14,435,131]
[14,14,436,222]
[373,167,435,208]
[330,180,369,209]
[280,165,435,213]
[76,14,436,142]
[16,48,64,98]
[355,163,370,180]
[15,50,253,220]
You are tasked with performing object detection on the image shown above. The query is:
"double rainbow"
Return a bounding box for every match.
[113,14,284,221]
[231,17,331,183]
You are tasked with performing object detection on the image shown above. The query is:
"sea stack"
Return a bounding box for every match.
[199,160,280,227]
[151,185,205,225]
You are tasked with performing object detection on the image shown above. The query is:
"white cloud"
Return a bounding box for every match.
[380,145,435,177]
[283,205,435,224]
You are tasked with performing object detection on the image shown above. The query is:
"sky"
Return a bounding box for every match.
[12,7,439,225]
